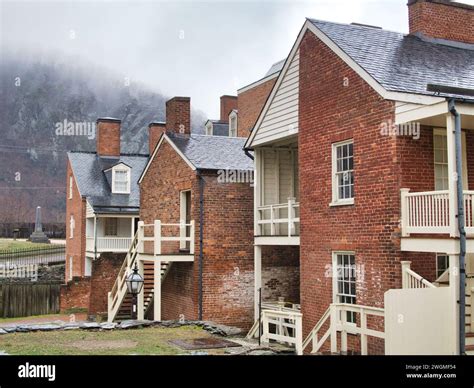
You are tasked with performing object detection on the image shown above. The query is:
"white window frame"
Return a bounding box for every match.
[436,253,450,279]
[433,128,468,191]
[331,139,354,206]
[332,251,357,324]
[69,256,73,280]
[69,215,75,239]
[104,217,118,237]
[205,122,213,136]
[112,165,131,194]
[69,176,73,200]
[229,111,238,137]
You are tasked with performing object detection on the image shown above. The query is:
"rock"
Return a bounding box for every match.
[0,326,17,333]
[62,323,80,330]
[28,324,62,331]
[0,329,8,335]
[190,351,208,356]
[100,322,117,330]
[118,320,152,329]
[0,350,9,355]
[15,325,31,333]
[80,322,101,330]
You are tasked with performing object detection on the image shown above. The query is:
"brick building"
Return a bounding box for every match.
[246,0,474,354]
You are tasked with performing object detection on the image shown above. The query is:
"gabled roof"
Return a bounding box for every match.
[68,152,148,214]
[265,59,285,77]
[308,19,474,101]
[245,18,474,149]
[139,133,253,183]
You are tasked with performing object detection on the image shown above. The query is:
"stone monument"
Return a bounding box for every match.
[29,206,50,243]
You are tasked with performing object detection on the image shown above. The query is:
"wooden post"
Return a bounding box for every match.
[137,259,144,320]
[401,261,411,289]
[330,304,338,354]
[154,220,161,255]
[154,260,161,321]
[295,314,303,356]
[450,254,460,355]
[288,197,296,237]
[341,306,347,354]
[189,220,195,254]
[137,221,144,256]
[446,117,459,238]
[254,245,262,320]
[400,188,410,237]
[270,205,275,236]
[361,309,368,355]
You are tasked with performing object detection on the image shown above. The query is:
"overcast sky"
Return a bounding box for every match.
[1,0,472,118]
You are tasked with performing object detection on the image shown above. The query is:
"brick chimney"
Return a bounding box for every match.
[220,95,238,122]
[165,97,191,135]
[96,118,121,157]
[148,122,166,154]
[408,0,474,44]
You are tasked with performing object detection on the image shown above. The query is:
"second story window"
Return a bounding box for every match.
[332,140,354,205]
[70,215,75,239]
[229,112,237,137]
[105,218,118,236]
[434,131,448,191]
[69,176,73,199]
[112,166,130,194]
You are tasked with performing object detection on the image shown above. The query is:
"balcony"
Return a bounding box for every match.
[86,237,132,253]
[400,189,474,253]
[257,198,300,237]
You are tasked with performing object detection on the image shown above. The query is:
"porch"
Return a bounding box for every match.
[86,216,137,254]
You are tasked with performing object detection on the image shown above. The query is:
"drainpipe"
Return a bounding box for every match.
[197,170,205,321]
[244,149,254,161]
[449,99,466,355]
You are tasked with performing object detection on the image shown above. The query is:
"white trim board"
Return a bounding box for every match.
[138,133,196,184]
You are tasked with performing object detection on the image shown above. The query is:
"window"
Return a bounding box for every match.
[112,166,130,194]
[434,131,449,191]
[332,140,354,205]
[69,176,73,199]
[69,216,75,239]
[229,112,237,137]
[104,218,118,236]
[436,254,449,279]
[69,256,73,280]
[333,252,356,323]
[205,122,213,136]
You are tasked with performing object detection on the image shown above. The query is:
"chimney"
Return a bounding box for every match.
[408,0,474,44]
[148,122,166,154]
[220,95,238,122]
[165,97,191,135]
[96,118,121,157]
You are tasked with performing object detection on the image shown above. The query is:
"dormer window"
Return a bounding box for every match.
[112,164,131,194]
[229,111,237,137]
[205,121,213,136]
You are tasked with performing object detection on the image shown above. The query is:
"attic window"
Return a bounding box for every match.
[205,122,213,136]
[229,112,237,137]
[112,165,131,194]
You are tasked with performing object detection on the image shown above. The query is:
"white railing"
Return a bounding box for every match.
[303,303,385,355]
[260,309,303,355]
[257,197,300,237]
[464,191,474,235]
[140,220,195,255]
[401,261,436,289]
[86,237,133,252]
[401,189,474,236]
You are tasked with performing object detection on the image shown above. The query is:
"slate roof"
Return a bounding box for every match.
[167,133,253,171]
[265,59,286,77]
[209,120,230,137]
[308,19,474,100]
[68,152,148,214]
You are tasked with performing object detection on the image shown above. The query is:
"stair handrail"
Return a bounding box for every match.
[401,261,436,289]
[302,306,331,351]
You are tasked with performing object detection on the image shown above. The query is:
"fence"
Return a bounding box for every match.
[0,283,61,318]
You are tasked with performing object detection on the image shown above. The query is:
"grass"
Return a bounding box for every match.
[0,239,54,251]
[0,326,225,355]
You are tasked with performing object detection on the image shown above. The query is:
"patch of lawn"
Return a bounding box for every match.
[0,239,53,251]
[0,326,222,355]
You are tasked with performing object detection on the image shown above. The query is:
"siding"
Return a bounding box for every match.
[253,50,300,146]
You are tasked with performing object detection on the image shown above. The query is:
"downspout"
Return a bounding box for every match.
[449,99,466,355]
[197,170,204,320]
[94,216,97,260]
[244,149,254,161]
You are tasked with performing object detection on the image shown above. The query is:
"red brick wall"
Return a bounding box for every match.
[237,76,277,138]
[262,246,300,304]
[96,119,121,156]
[148,123,166,155]
[299,30,398,354]
[166,97,191,135]
[65,160,86,280]
[161,262,196,321]
[89,253,124,317]
[60,277,91,313]
[408,0,474,44]
[220,95,238,122]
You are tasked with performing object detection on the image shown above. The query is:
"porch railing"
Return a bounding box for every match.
[86,237,133,252]
[401,261,436,289]
[257,197,300,237]
[400,189,474,236]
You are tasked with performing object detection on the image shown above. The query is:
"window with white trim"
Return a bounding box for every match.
[69,176,73,199]
[112,165,130,194]
[434,131,449,191]
[333,252,356,323]
[332,140,354,205]
[69,215,75,239]
[104,218,118,236]
[436,254,449,279]
[229,112,237,137]
[69,256,73,280]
